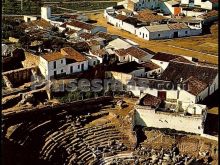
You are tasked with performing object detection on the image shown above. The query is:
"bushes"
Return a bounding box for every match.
[56,90,105,103]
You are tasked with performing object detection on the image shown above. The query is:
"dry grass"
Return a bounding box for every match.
[88,13,218,64]
[208,107,218,115]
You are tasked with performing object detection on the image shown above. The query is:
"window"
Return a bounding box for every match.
[158,34,160,37]
[185,31,188,34]
[146,34,147,37]
[61,60,63,64]
[61,69,63,73]
[78,65,80,69]
[140,32,141,35]
[53,61,56,69]
[81,63,84,71]
[93,61,96,65]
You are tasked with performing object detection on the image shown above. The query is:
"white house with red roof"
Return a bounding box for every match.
[39,47,88,79]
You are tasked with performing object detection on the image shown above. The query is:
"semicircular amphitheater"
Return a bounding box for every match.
[3,96,218,165]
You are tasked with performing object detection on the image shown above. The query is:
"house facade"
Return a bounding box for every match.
[39,47,88,79]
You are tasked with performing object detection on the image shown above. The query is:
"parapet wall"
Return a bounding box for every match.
[134,106,205,135]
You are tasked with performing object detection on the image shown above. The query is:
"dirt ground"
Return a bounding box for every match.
[87,13,218,64]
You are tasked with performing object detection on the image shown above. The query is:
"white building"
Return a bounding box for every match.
[127,59,218,105]
[135,100,207,134]
[24,15,38,22]
[89,49,108,64]
[115,46,154,63]
[41,6,51,20]
[39,47,88,79]
[150,52,194,71]
[181,0,214,10]
[159,61,218,104]
[160,0,182,15]
[105,61,146,85]
[136,23,202,40]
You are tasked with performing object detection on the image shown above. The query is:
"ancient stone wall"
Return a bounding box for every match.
[2,66,38,88]
[3,96,113,126]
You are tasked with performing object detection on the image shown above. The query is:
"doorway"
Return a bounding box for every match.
[81,63,84,71]
[54,71,57,78]
[173,31,178,38]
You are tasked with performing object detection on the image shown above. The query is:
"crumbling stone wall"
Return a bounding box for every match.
[2,66,38,88]
[2,88,50,110]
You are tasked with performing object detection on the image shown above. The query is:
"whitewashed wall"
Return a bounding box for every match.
[135,107,205,134]
[39,57,49,79]
[182,10,206,17]
[151,59,169,71]
[181,0,189,4]
[65,61,88,74]
[24,16,38,22]
[200,1,212,10]
[209,75,218,95]
[179,90,196,103]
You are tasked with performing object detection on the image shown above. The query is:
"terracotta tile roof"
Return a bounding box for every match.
[137,9,156,14]
[170,56,193,64]
[183,76,208,96]
[79,32,94,40]
[115,14,128,21]
[90,49,106,57]
[198,10,218,19]
[41,52,65,62]
[168,23,189,30]
[136,11,166,22]
[141,61,160,71]
[160,61,218,85]
[151,52,180,62]
[115,47,151,59]
[61,47,86,62]
[115,49,128,56]
[126,47,150,59]
[63,14,78,19]
[20,19,52,29]
[67,20,95,30]
[107,61,143,73]
[65,29,77,35]
[96,32,116,41]
[87,40,100,46]
[71,41,90,52]
[140,93,162,107]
